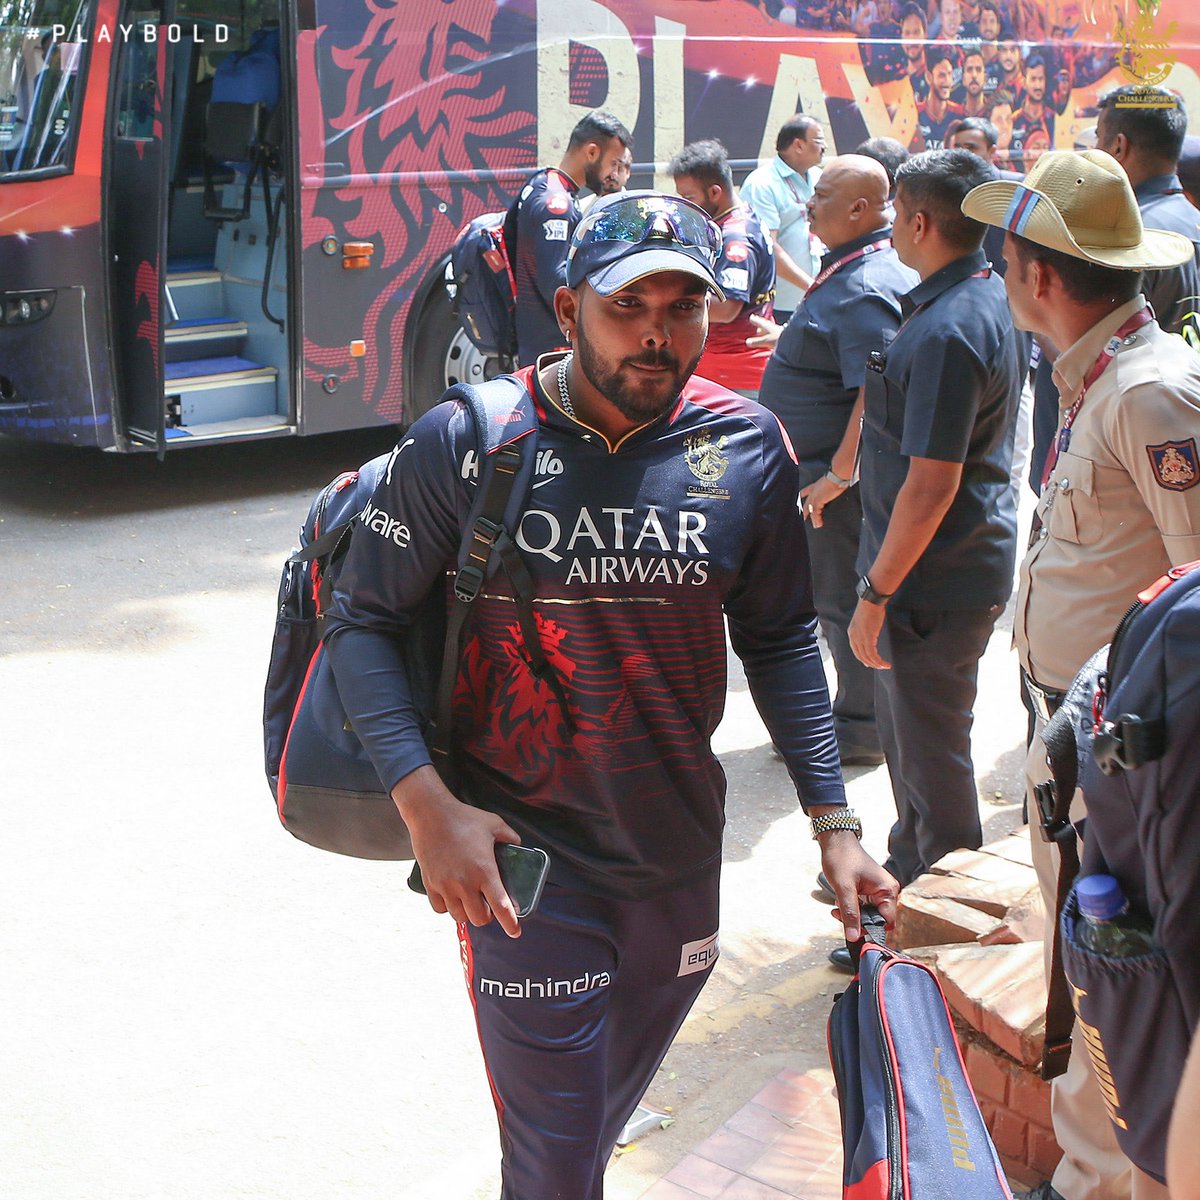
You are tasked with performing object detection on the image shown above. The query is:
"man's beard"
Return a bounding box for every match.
[575,313,705,426]
[583,159,608,194]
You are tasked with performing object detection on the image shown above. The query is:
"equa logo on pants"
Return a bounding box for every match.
[678,933,719,977]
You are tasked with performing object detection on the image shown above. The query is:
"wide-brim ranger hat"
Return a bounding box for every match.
[961,149,1193,270]
[565,190,726,299]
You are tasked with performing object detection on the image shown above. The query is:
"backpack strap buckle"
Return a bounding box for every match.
[1033,779,1075,844]
[454,563,486,604]
[1094,714,1166,775]
[470,516,503,550]
[454,516,506,603]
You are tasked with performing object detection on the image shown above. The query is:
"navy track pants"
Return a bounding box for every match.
[458,872,720,1199]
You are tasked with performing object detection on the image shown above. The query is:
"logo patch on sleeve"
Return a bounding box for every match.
[1146,438,1199,491]
[719,267,749,293]
[546,191,570,215]
[725,240,749,262]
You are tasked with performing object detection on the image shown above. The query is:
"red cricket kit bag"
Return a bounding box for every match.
[828,908,1013,1199]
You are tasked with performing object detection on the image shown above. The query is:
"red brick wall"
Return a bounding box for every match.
[961,1033,1062,1187]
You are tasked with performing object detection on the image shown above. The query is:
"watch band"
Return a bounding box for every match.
[810,809,863,840]
[825,468,852,489]
[856,574,893,606]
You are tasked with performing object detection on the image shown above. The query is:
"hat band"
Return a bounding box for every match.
[1002,182,1146,251]
[1003,185,1042,236]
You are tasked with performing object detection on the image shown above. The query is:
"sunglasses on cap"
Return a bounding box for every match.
[566,191,722,288]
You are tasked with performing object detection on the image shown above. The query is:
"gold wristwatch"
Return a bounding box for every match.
[810,809,863,840]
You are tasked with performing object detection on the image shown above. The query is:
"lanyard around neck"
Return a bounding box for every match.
[1039,306,1154,490]
[806,239,891,296]
[783,171,809,205]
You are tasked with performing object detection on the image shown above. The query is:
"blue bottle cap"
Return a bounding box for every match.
[1077,874,1126,921]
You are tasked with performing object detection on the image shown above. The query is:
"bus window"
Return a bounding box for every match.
[114,12,159,140]
[0,0,91,175]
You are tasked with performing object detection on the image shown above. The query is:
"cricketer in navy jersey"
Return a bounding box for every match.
[510,166,581,366]
[323,191,896,1200]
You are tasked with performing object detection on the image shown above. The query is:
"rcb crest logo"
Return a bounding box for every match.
[685,431,729,483]
[1117,1,1178,87]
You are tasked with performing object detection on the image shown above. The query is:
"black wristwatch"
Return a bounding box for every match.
[856,574,894,606]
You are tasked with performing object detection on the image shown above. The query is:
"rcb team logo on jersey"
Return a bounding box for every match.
[685,431,729,483]
[1146,438,1199,491]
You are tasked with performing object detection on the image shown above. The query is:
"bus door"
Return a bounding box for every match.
[112,4,294,451]
[107,10,168,450]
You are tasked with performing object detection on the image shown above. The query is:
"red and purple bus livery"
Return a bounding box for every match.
[0,0,1195,452]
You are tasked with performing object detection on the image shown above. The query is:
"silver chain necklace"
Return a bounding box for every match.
[556,353,576,419]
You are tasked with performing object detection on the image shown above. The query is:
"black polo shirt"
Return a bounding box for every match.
[1135,173,1200,336]
[859,249,1022,609]
[759,228,917,487]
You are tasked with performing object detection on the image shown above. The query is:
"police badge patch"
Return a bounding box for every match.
[1146,438,1200,491]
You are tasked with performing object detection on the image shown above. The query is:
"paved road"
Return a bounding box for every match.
[0,430,1027,1199]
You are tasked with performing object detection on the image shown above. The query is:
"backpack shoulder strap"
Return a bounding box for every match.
[452,373,539,548]
[504,169,544,275]
[1036,652,1103,1081]
[429,375,572,781]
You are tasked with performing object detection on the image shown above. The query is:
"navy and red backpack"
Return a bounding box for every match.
[262,377,566,860]
[447,209,518,360]
[1039,560,1200,1183]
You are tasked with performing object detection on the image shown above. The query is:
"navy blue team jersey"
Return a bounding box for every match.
[511,168,581,365]
[698,203,776,390]
[324,363,846,900]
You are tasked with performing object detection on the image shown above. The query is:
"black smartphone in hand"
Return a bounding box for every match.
[496,844,550,919]
[406,844,550,919]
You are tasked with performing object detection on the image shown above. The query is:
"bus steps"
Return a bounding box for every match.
[164,316,250,362]
[164,355,278,427]
[163,257,282,434]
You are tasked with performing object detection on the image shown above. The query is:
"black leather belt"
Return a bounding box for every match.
[1022,670,1066,723]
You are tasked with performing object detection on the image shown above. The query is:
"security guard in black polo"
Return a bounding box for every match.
[1096,85,1200,337]
[849,149,1022,887]
[759,155,917,769]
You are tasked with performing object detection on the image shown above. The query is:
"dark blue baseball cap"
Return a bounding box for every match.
[565,191,725,299]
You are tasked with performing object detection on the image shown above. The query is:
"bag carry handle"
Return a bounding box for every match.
[846,903,889,971]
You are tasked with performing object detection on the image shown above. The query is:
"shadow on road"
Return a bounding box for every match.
[0,428,402,659]
[0,428,400,521]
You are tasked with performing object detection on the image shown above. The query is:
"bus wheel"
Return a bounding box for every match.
[444,327,497,389]
[408,286,504,422]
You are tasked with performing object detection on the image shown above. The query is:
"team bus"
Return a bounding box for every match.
[0,0,1195,453]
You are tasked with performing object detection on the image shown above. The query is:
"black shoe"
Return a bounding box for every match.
[828,946,855,973]
[838,744,886,767]
[815,870,836,902]
[1016,1186,1066,1200]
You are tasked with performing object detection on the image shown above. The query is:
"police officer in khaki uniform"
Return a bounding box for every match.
[964,150,1200,1200]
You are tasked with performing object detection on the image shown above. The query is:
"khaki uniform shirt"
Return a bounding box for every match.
[1015,297,1200,690]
